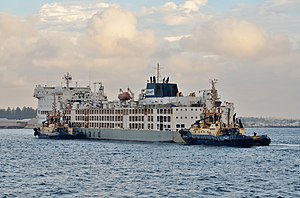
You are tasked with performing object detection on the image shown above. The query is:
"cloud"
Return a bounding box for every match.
[0,1,300,118]
[0,8,158,107]
[182,0,208,13]
[139,0,209,26]
[39,2,119,31]
[162,0,208,26]
[180,18,265,58]
[79,7,156,57]
[231,0,300,47]
[180,18,293,59]
[0,13,37,38]
[31,32,78,69]
[0,14,38,84]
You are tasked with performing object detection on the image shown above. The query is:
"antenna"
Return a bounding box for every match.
[63,72,72,89]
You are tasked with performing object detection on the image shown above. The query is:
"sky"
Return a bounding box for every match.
[0,0,299,118]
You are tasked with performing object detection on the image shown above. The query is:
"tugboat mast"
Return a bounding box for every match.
[52,93,56,116]
[210,79,218,113]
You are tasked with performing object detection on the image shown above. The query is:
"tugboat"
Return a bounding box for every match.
[33,90,85,139]
[33,113,86,139]
[179,79,269,148]
[249,133,271,146]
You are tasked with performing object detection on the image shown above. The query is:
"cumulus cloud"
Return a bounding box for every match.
[180,18,293,58]
[79,7,156,57]
[31,32,78,69]
[140,0,209,26]
[0,14,38,83]
[180,18,265,57]
[0,7,158,107]
[39,2,118,31]
[162,0,208,25]
[0,14,40,106]
[0,14,37,38]
[0,1,300,118]
[182,0,208,13]
[231,0,300,49]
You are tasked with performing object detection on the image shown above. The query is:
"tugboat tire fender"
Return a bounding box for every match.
[33,128,39,136]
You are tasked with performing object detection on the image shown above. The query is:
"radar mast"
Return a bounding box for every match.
[63,73,72,89]
[210,79,219,112]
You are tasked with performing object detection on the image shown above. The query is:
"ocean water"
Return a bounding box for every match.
[0,128,299,198]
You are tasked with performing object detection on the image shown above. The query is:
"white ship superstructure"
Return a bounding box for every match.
[33,73,107,124]
[34,68,237,143]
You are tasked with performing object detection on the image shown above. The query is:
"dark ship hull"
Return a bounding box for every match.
[33,128,86,140]
[179,129,254,148]
[250,135,271,146]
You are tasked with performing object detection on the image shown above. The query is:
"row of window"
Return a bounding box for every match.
[76,122,155,130]
[73,122,185,131]
[75,115,180,122]
[129,116,144,122]
[175,108,202,112]
[129,123,144,129]
[176,124,185,128]
[148,116,154,122]
[68,108,202,116]
[129,109,153,115]
[156,109,172,114]
[73,109,151,115]
[157,124,171,130]
[75,109,86,114]
[88,109,125,115]
[88,122,123,128]
[64,110,71,114]
[65,116,71,121]
[157,116,171,122]
[38,110,52,115]
[69,108,178,115]
[176,116,198,120]
[75,116,84,121]
[75,116,123,122]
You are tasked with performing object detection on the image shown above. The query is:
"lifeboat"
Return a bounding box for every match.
[118,92,132,101]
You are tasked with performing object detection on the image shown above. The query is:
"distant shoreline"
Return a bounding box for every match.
[245,126,300,128]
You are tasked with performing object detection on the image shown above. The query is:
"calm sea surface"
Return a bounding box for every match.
[0,128,299,198]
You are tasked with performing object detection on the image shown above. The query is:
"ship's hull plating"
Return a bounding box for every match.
[179,129,253,148]
[73,128,183,143]
[250,135,271,146]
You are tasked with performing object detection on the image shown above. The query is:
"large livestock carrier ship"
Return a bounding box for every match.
[33,65,250,143]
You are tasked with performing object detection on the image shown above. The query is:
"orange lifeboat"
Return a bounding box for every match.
[118,92,132,101]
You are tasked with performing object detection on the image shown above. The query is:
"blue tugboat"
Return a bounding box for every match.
[179,79,270,148]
